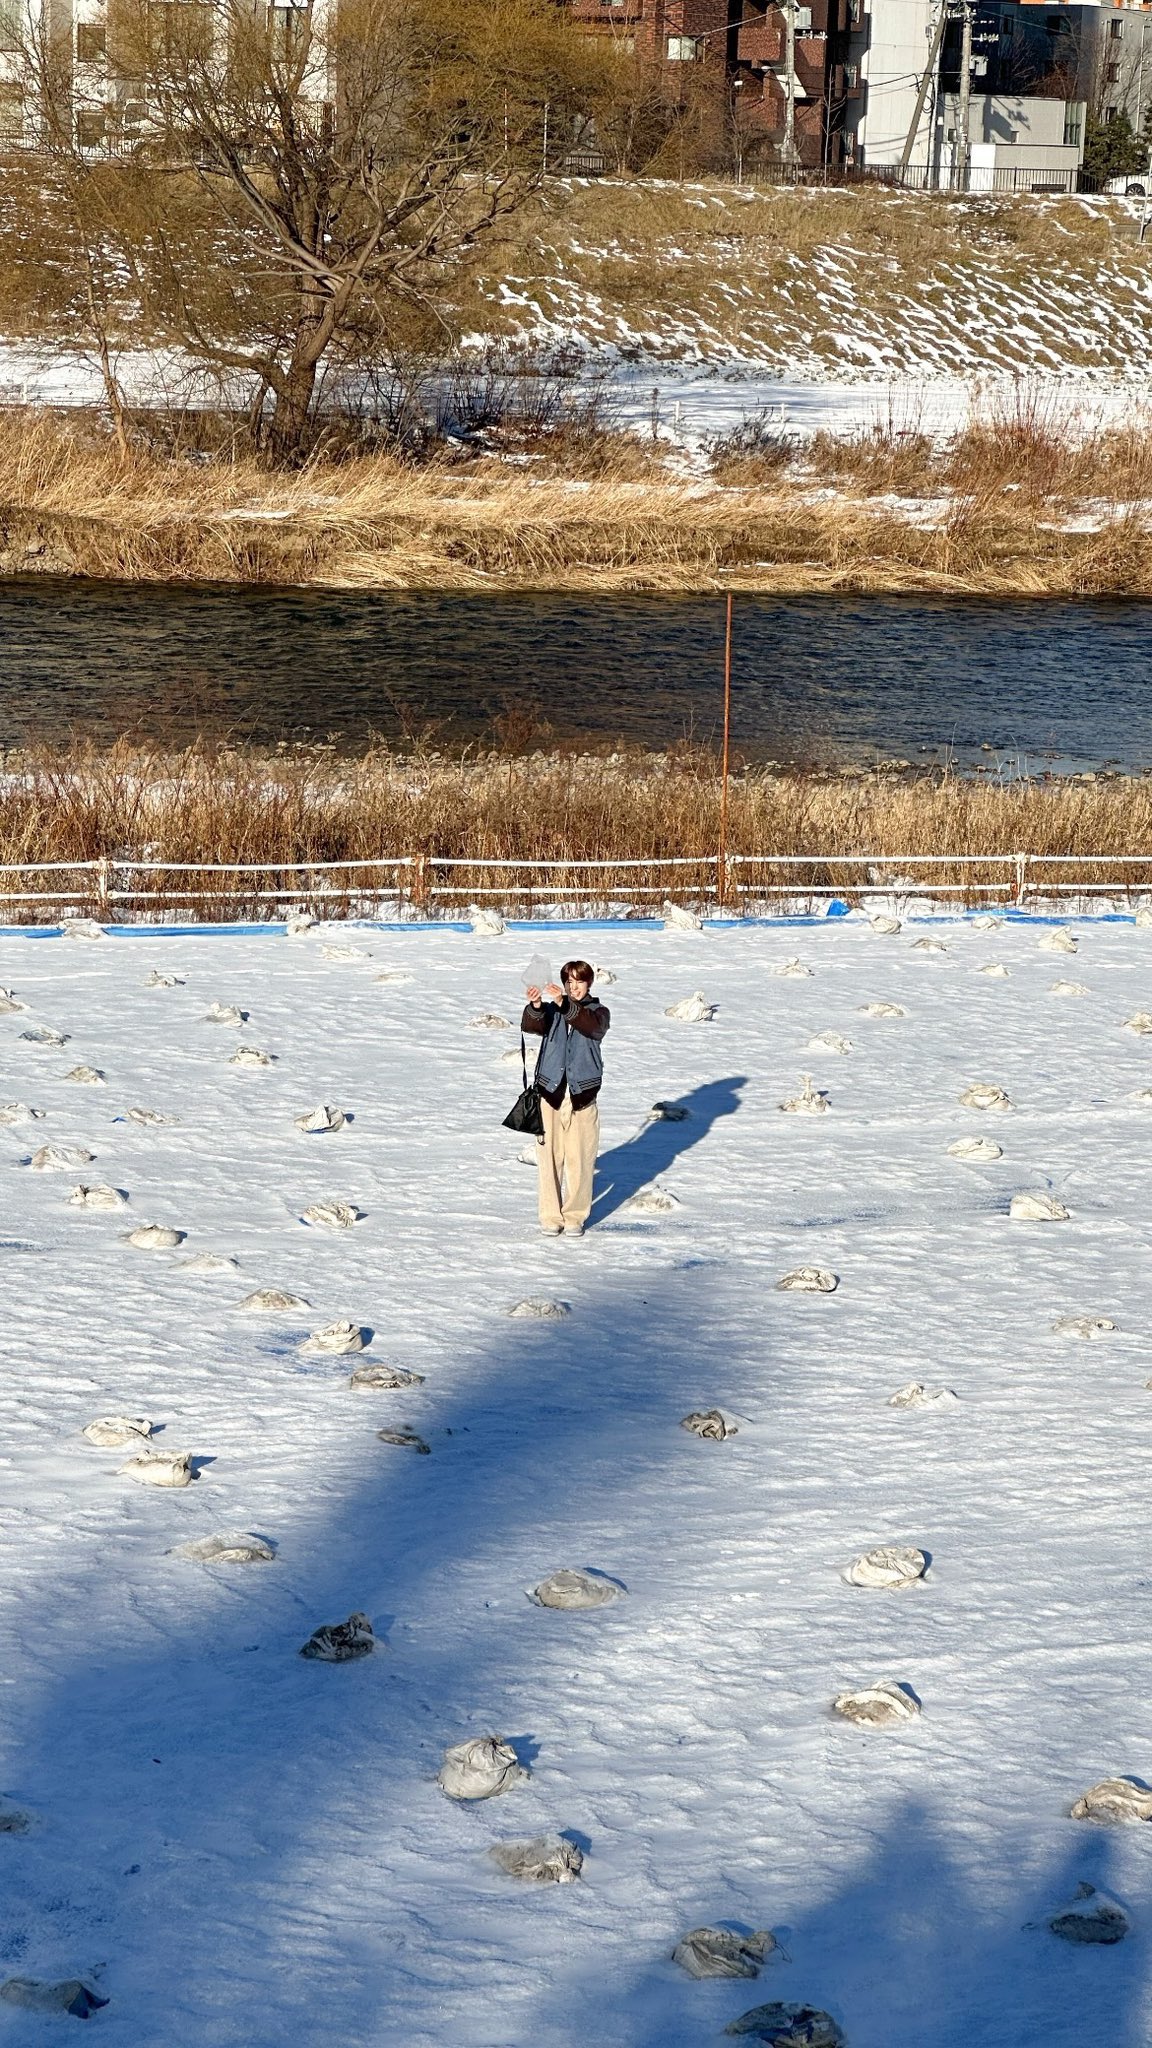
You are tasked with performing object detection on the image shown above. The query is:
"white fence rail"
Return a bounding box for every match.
[1,851,1151,920]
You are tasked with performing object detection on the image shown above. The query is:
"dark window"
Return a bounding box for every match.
[1110,16,1123,37]
[1105,60,1120,80]
[77,23,107,62]
[76,107,106,146]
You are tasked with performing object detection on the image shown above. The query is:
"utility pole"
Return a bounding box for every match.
[899,0,948,180]
[783,0,798,168]
[954,0,973,192]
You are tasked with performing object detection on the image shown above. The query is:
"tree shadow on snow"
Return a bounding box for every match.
[540,1795,1146,2048]
[591,1074,747,1225]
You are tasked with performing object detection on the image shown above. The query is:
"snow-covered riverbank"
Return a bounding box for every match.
[1,917,1150,2046]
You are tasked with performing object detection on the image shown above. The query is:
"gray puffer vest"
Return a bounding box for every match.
[526,997,609,1110]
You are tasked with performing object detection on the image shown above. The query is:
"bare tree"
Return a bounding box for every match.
[20,0,605,453]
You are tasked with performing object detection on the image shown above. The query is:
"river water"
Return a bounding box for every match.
[4,579,1151,771]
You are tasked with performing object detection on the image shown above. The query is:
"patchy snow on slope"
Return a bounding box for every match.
[0,916,1151,2046]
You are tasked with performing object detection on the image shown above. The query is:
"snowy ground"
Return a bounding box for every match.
[2,917,1152,2047]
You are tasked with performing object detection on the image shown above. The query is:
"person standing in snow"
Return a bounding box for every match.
[523,961,610,1236]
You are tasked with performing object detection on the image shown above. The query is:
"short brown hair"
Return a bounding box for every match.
[561,960,594,987]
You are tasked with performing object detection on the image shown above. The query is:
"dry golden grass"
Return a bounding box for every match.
[3,409,1152,594]
[4,738,1152,922]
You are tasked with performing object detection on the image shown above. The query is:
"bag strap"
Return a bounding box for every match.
[520,1031,529,1093]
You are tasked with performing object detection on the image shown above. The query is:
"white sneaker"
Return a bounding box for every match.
[540,1224,562,1236]
[565,1223,586,1237]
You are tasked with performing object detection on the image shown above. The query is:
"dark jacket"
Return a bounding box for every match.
[522,994,610,1111]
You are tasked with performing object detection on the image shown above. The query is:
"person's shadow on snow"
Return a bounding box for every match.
[591,1076,747,1226]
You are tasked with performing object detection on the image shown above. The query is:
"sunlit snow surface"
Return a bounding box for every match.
[1,919,1151,2047]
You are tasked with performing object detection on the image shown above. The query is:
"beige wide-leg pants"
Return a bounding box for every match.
[537,1096,600,1230]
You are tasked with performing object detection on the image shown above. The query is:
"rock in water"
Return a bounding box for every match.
[845,1545,926,1590]
[888,1382,957,1409]
[490,1835,583,1883]
[531,1570,622,1610]
[300,1200,363,1228]
[780,1074,830,1115]
[776,1267,839,1293]
[377,1429,430,1454]
[294,1104,347,1133]
[1009,1191,1070,1222]
[1049,1884,1128,1945]
[681,1410,736,1440]
[176,1532,275,1564]
[0,1979,109,2018]
[349,1362,425,1389]
[833,1680,920,1726]
[724,2004,844,2045]
[300,1612,375,1661]
[237,1288,312,1312]
[507,1298,569,1319]
[947,1136,1002,1161]
[672,1927,776,1979]
[300,1320,369,1355]
[119,1450,193,1488]
[125,1224,186,1249]
[1070,1778,1152,1824]
[438,1735,527,1800]
[960,1083,1012,1111]
[83,1415,152,1447]
[664,991,716,1022]
[662,901,702,930]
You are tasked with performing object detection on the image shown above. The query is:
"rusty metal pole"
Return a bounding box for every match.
[717,593,733,911]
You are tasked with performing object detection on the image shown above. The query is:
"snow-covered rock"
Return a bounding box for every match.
[833,1680,920,1726]
[531,1569,622,1610]
[959,1083,1012,1111]
[438,1735,527,1800]
[776,1267,839,1293]
[681,1409,737,1439]
[1049,1883,1128,1944]
[664,991,716,1022]
[888,1382,958,1408]
[300,1612,375,1661]
[1070,1777,1152,1823]
[845,1545,926,1589]
[672,1926,777,1978]
[119,1449,193,1487]
[947,1136,1003,1161]
[489,1835,583,1883]
[1009,1191,1070,1221]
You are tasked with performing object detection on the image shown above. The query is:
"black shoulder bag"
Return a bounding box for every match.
[503,1030,544,1137]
